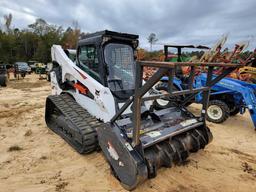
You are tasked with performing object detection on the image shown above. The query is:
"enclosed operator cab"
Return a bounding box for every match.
[76,30,138,103]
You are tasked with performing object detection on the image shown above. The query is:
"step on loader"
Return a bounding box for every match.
[45,30,242,190]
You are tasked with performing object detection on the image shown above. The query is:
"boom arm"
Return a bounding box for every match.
[51,45,116,122]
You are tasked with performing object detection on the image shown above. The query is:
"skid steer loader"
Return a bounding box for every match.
[45,30,242,190]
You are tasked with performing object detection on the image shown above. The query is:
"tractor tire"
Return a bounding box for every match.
[206,100,230,123]
[229,106,240,116]
[0,75,7,87]
[153,83,181,110]
[21,73,26,78]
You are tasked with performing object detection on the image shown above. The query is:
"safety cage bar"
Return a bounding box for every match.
[111,60,243,147]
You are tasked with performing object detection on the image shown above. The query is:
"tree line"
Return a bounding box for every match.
[1,13,252,65]
[0,14,81,64]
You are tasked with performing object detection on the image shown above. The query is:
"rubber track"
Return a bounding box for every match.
[45,94,103,154]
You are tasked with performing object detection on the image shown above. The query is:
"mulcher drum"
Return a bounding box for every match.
[45,94,102,154]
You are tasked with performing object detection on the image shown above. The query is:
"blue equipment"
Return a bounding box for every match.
[158,74,256,129]
[156,44,256,130]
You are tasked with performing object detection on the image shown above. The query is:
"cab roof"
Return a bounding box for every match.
[81,30,139,40]
[79,30,139,46]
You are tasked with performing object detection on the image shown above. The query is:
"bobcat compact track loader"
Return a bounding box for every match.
[45,30,242,190]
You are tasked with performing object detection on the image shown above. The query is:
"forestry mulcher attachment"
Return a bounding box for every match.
[45,30,242,190]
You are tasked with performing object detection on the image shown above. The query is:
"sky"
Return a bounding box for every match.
[0,0,256,50]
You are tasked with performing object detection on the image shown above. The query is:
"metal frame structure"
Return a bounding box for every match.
[164,44,210,62]
[160,44,256,129]
[111,60,242,147]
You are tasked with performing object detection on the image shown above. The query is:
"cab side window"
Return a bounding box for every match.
[78,45,101,82]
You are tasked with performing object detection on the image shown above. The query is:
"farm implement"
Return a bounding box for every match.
[156,43,256,129]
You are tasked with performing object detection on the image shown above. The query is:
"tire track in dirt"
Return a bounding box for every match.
[0,104,44,119]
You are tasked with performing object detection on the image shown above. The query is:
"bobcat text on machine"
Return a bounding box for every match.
[45,30,242,190]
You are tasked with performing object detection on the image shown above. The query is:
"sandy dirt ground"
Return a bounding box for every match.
[0,74,256,192]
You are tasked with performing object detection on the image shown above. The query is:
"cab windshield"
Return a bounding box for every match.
[104,43,135,92]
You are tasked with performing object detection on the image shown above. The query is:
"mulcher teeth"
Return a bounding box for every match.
[144,127,212,178]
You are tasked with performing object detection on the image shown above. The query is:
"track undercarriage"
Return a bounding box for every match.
[45,94,101,154]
